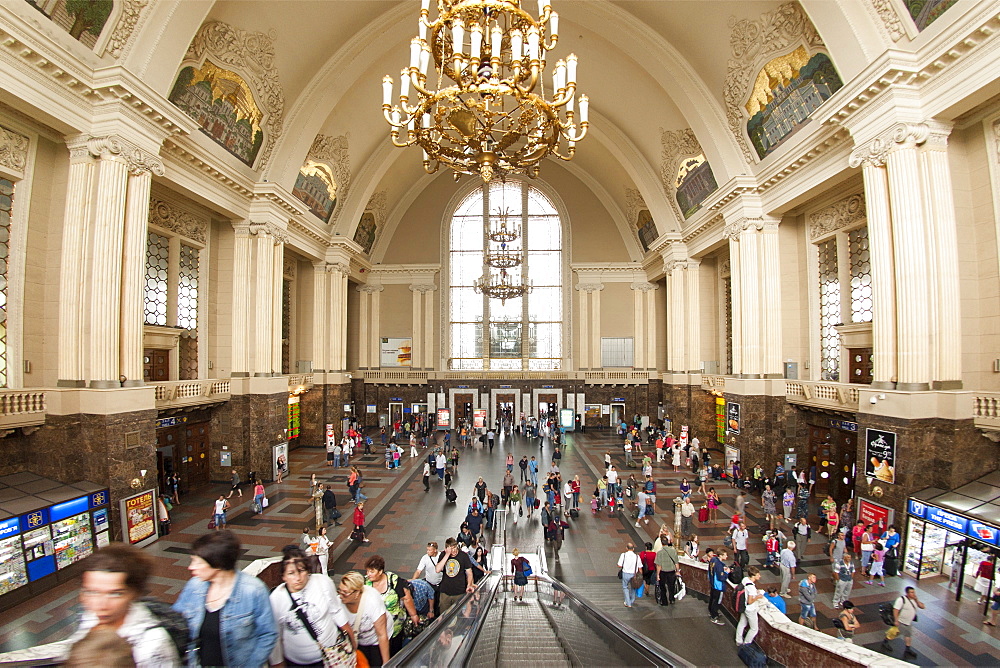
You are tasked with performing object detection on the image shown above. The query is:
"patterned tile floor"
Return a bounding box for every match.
[0,428,997,666]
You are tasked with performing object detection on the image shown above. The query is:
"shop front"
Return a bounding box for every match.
[904,470,1000,602]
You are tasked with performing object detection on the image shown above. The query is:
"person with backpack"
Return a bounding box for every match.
[269,546,356,667]
[881,586,925,659]
[62,544,182,666]
[707,548,729,625]
[735,566,765,647]
[654,535,679,606]
[797,573,818,629]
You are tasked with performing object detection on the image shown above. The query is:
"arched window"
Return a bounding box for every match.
[448,181,562,370]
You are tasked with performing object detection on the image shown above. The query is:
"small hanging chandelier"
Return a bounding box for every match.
[474,268,531,303]
[383,0,589,183]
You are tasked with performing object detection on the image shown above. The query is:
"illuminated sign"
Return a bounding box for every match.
[0,517,19,539]
[968,521,1000,546]
[90,491,108,508]
[925,506,968,534]
[50,496,89,522]
[907,499,927,518]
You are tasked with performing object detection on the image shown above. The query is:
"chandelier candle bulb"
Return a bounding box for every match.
[553,60,566,91]
[511,30,523,62]
[566,53,577,84]
[549,12,559,38]
[419,45,430,75]
[421,0,430,12]
[410,37,421,69]
[400,69,411,99]
[579,94,589,123]
[419,20,427,41]
[391,108,400,126]
[491,24,503,60]
[538,0,550,15]
[470,23,483,60]
[452,19,464,57]
[382,75,393,106]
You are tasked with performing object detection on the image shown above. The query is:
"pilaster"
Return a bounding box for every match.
[575,283,603,369]
[410,283,437,369]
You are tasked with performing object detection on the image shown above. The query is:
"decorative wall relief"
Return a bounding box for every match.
[745,47,843,159]
[905,0,957,31]
[723,2,832,163]
[807,192,866,241]
[292,134,350,224]
[0,126,30,178]
[25,0,113,48]
[148,196,209,245]
[661,128,717,220]
[866,0,906,42]
[171,21,284,170]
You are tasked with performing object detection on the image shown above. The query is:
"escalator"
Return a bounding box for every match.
[388,569,691,667]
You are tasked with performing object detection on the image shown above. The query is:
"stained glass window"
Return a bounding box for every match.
[144,232,169,326]
[449,182,562,370]
[849,227,872,323]
[818,238,840,381]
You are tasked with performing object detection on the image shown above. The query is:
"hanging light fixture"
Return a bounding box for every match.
[474,268,531,303]
[383,0,589,182]
[484,206,522,269]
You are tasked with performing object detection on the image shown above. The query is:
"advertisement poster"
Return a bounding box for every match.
[123,490,156,546]
[680,425,689,446]
[727,401,741,435]
[473,409,487,430]
[859,498,894,535]
[380,337,412,367]
[584,404,601,421]
[560,408,575,430]
[725,446,740,471]
[436,408,451,429]
[715,397,726,443]
[864,428,896,484]
[273,442,289,481]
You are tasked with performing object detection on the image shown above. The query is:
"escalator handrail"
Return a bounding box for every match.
[533,573,693,668]
[385,572,500,667]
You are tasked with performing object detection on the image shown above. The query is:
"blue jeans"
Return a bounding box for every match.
[622,572,637,606]
[530,471,538,485]
[333,454,341,467]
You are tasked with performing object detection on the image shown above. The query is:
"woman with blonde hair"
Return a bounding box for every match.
[338,571,390,666]
[511,548,530,602]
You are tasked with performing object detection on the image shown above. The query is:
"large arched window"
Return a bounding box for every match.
[449,181,562,370]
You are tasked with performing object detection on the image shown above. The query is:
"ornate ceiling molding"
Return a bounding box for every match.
[0,125,29,179]
[681,213,724,245]
[807,192,866,241]
[864,0,906,42]
[660,128,703,222]
[723,2,826,164]
[306,134,351,224]
[105,0,150,59]
[367,190,387,227]
[148,195,208,245]
[624,187,647,242]
[182,21,285,170]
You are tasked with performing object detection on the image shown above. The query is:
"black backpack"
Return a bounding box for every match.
[733,583,747,615]
[140,597,190,658]
[728,562,744,585]
[878,601,895,626]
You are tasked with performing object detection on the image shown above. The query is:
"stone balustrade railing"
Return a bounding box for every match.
[701,375,727,390]
[973,393,1000,431]
[358,370,655,384]
[785,380,860,411]
[0,390,46,430]
[151,379,231,409]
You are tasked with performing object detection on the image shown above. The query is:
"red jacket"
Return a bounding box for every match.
[353,506,365,527]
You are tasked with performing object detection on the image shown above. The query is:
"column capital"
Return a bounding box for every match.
[328,261,350,275]
[248,221,287,244]
[849,121,950,168]
[630,281,658,292]
[84,134,165,177]
[409,283,438,293]
[575,282,604,292]
[357,283,384,294]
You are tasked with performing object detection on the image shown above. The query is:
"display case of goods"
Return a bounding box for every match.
[52,512,93,570]
[906,521,946,577]
[0,533,27,595]
[22,526,55,581]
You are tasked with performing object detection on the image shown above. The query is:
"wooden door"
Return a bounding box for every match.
[810,425,834,498]
[144,349,169,382]
[848,348,873,385]
[454,393,474,421]
[185,422,211,487]
[835,431,858,503]
[156,426,181,491]
[538,393,558,418]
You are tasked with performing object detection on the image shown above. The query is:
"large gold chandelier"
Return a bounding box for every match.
[382,0,589,182]
[475,207,530,302]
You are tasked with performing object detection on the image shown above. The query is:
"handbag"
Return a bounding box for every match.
[519,505,523,517]
[286,587,354,667]
[262,496,269,508]
[522,562,533,577]
[885,625,900,640]
[629,571,645,589]
[207,519,216,530]
[617,569,623,580]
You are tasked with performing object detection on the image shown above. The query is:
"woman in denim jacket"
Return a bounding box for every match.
[173,531,277,667]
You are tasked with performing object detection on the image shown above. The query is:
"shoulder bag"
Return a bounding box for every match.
[286,586,354,668]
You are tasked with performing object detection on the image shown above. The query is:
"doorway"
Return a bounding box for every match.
[144,349,169,382]
[538,393,558,419]
[495,393,515,430]
[809,425,857,503]
[610,403,625,428]
[454,393,474,422]
[389,402,403,430]
[185,422,211,487]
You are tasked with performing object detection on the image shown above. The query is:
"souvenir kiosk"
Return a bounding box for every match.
[0,473,111,611]
[905,470,1000,602]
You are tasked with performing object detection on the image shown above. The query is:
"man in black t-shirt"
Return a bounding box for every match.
[435,537,475,613]
[464,509,483,538]
[475,477,487,503]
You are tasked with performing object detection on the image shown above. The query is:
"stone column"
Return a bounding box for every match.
[369,285,382,369]
[312,263,329,373]
[920,122,962,389]
[758,220,782,378]
[423,286,435,369]
[885,129,932,391]
[86,140,131,388]
[665,261,685,373]
[849,148,896,388]
[252,224,275,376]
[576,283,591,370]
[328,264,349,372]
[631,283,647,369]
[684,260,702,373]
[410,284,437,369]
[645,282,658,371]
[575,283,603,369]
[357,285,370,370]
[231,223,254,377]
[271,234,285,375]
[57,139,95,387]
[725,223,743,376]
[119,165,157,387]
[631,282,657,370]
[410,284,423,370]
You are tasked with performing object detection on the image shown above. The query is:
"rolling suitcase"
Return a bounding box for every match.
[446,488,457,503]
[737,643,767,668]
[569,508,579,519]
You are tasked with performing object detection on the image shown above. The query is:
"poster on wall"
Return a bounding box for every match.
[715,398,726,443]
[725,446,740,472]
[473,409,487,429]
[121,490,156,547]
[584,404,601,421]
[436,408,451,429]
[273,442,289,481]
[864,428,896,484]
[727,401,741,435]
[380,338,412,367]
[859,498,894,535]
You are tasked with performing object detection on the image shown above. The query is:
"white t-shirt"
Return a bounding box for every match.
[353,586,390,646]
[733,529,749,551]
[742,578,762,611]
[894,595,919,626]
[270,575,350,666]
[65,602,178,668]
[416,553,443,585]
[617,551,641,574]
[214,499,227,514]
[607,470,619,485]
